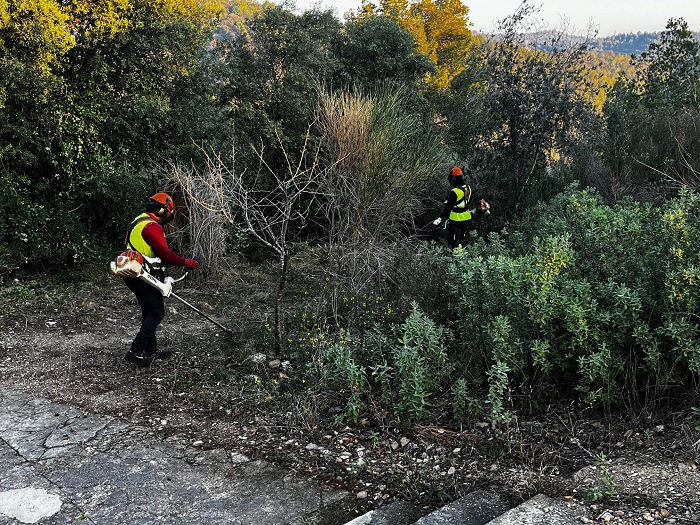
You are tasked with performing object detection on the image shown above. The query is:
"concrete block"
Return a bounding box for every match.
[413,489,510,525]
[485,494,581,525]
[342,500,429,525]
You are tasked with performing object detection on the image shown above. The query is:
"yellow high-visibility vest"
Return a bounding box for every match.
[126,213,164,270]
[449,185,472,222]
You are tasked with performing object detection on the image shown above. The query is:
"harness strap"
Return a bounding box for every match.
[123,216,157,274]
[454,185,472,209]
[123,216,153,248]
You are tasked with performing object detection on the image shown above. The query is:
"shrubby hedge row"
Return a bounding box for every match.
[318,186,700,427]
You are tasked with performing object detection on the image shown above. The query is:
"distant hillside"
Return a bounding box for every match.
[589,33,659,55]
[584,30,700,55]
[480,30,700,57]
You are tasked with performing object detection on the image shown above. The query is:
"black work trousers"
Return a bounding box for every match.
[124,276,165,355]
[447,219,471,249]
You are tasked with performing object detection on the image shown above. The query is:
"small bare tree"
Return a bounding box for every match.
[178,127,324,352]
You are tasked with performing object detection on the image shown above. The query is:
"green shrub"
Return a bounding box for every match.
[587,452,617,501]
[317,305,451,428]
[445,185,700,415]
[393,304,451,426]
[318,331,366,424]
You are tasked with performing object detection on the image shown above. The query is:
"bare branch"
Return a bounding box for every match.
[175,126,327,352]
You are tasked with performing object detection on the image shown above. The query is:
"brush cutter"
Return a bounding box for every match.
[110,258,233,334]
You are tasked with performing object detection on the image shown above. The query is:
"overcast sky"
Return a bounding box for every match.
[278,0,700,37]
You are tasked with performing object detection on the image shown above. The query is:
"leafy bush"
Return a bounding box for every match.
[447,185,700,415]
[0,176,91,270]
[318,331,366,424]
[0,167,151,273]
[392,305,451,426]
[318,305,451,428]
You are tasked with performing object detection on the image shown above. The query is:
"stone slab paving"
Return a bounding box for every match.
[412,489,510,525]
[0,389,348,525]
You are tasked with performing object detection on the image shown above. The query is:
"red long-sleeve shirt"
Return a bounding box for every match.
[140,214,188,267]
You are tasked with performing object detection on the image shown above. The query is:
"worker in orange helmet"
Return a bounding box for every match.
[122,192,200,367]
[432,167,490,249]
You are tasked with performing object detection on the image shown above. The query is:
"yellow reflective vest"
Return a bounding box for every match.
[126,213,163,270]
[449,185,472,222]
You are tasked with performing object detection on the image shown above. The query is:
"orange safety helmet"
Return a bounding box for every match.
[149,192,174,216]
[451,167,463,177]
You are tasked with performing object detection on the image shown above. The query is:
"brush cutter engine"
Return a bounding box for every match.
[110,250,176,296]
[110,249,145,278]
[476,199,491,215]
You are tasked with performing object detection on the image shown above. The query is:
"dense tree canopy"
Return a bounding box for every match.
[359,0,474,89]
[333,14,435,90]
[600,18,700,201]
[219,5,341,166]
[634,18,700,110]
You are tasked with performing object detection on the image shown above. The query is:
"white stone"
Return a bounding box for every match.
[344,510,375,524]
[0,487,62,524]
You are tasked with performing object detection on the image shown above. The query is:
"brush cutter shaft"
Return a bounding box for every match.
[170,292,233,333]
[135,271,233,333]
[137,271,188,297]
[138,271,173,297]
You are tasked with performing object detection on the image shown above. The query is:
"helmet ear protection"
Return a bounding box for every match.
[156,198,170,218]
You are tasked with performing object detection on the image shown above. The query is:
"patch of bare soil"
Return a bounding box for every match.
[1,261,699,524]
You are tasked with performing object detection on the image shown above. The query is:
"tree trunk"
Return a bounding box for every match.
[274,248,288,354]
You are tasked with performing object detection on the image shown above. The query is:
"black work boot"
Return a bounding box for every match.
[124,350,156,367]
[124,347,172,367]
[146,348,173,360]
